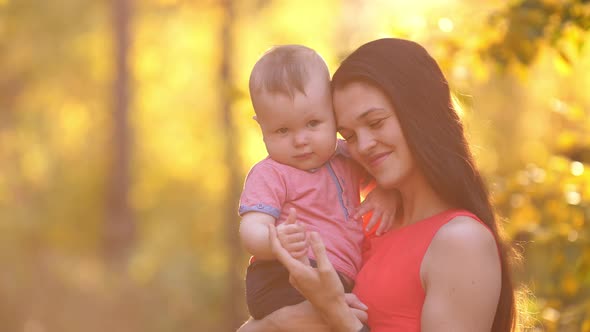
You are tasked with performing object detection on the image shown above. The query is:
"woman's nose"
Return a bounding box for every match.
[356,131,376,154]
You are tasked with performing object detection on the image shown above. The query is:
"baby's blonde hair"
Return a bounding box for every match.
[249,45,330,107]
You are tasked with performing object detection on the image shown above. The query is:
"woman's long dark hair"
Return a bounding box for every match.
[332,38,516,331]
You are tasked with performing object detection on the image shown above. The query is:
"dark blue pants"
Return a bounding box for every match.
[245,259,354,319]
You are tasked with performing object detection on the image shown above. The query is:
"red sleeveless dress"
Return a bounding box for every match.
[353,209,487,332]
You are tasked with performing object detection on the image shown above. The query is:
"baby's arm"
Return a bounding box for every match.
[355,185,401,236]
[339,139,400,235]
[240,209,309,263]
[239,161,290,260]
[276,208,309,265]
[239,212,276,260]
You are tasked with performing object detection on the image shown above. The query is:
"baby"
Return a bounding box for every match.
[239,44,396,319]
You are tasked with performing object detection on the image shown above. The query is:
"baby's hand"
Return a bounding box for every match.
[276,208,309,264]
[355,187,401,236]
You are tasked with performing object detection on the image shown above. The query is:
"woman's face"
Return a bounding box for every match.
[334,82,415,189]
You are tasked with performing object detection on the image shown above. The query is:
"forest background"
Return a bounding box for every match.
[1,0,589,331]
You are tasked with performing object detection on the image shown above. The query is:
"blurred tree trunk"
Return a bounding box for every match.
[220,0,245,330]
[105,0,135,267]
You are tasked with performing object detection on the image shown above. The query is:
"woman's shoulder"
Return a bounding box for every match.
[420,215,502,328]
[422,215,500,284]
[422,214,499,279]
[431,215,497,254]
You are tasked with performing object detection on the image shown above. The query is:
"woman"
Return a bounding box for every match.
[239,38,516,332]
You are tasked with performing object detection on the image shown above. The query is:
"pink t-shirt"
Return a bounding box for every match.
[239,152,366,280]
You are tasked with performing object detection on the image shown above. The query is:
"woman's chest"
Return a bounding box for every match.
[353,231,432,329]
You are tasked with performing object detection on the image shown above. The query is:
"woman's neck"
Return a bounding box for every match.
[397,169,451,227]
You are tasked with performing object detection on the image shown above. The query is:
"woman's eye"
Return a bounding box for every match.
[340,133,356,142]
[308,120,320,127]
[276,128,288,134]
[369,119,385,128]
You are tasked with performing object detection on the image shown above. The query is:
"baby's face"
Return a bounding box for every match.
[254,83,337,171]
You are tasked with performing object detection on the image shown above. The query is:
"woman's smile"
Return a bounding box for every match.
[366,151,391,169]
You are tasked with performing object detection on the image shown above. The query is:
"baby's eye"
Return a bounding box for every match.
[276,128,288,134]
[307,120,320,128]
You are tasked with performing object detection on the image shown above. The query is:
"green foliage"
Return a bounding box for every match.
[485,0,590,67]
[492,157,590,330]
[485,81,590,329]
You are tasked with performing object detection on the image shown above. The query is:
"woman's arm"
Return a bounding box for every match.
[420,216,502,332]
[237,294,369,332]
[237,301,330,332]
[267,223,366,332]
[237,293,368,332]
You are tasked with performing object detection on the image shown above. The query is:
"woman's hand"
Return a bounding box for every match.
[268,209,366,332]
[345,293,369,323]
[268,225,345,312]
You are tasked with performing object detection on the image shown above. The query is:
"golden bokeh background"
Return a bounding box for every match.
[1,0,589,331]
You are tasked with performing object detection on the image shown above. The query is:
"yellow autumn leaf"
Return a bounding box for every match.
[556,132,578,151]
[553,52,572,76]
[569,105,586,122]
[560,273,579,296]
[548,156,570,172]
[572,210,585,229]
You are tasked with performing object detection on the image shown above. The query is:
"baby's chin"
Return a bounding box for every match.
[293,162,326,172]
[289,159,330,172]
